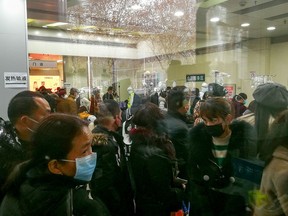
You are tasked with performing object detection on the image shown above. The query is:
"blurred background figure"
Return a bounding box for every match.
[126,86,141,120]
[76,90,91,113]
[102,86,114,101]
[56,87,79,115]
[232,93,248,118]
[0,113,109,215]
[90,87,102,116]
[130,102,186,216]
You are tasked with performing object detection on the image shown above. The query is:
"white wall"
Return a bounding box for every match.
[0,0,28,120]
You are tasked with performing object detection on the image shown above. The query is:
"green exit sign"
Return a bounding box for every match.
[186,74,205,82]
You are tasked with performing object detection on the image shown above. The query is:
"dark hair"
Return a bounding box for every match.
[70,88,79,95]
[260,110,288,164]
[207,83,227,97]
[238,93,247,100]
[132,102,175,159]
[255,102,287,153]
[248,100,256,113]
[233,93,247,102]
[133,102,164,131]
[167,86,187,112]
[7,91,45,125]
[96,99,120,123]
[32,113,88,161]
[107,86,113,91]
[3,113,88,194]
[200,97,232,120]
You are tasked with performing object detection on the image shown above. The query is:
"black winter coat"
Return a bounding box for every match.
[90,126,133,216]
[130,128,186,216]
[0,165,110,216]
[163,111,190,179]
[0,118,32,202]
[187,120,257,215]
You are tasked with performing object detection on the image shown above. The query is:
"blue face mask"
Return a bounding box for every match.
[61,152,97,182]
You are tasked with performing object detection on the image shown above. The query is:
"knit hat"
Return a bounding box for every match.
[207,83,228,97]
[253,83,288,109]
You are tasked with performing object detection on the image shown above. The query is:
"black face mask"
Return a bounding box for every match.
[205,123,224,137]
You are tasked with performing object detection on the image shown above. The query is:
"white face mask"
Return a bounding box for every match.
[26,116,40,133]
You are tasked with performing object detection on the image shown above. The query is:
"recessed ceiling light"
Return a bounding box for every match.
[131,4,142,10]
[241,23,250,27]
[66,28,72,31]
[97,37,102,41]
[57,33,63,37]
[42,26,48,28]
[267,26,276,31]
[35,31,40,35]
[174,11,184,17]
[210,17,220,22]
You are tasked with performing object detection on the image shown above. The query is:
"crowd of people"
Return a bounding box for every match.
[0,81,287,216]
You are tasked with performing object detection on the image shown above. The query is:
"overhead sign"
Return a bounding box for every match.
[4,72,28,88]
[29,60,57,68]
[186,74,205,82]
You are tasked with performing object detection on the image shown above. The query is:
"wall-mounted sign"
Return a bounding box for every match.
[186,74,205,82]
[4,72,28,88]
[29,60,57,68]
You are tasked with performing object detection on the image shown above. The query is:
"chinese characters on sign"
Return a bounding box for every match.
[186,74,205,82]
[4,72,28,88]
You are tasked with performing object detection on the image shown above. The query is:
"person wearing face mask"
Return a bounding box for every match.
[232,92,248,118]
[0,113,110,216]
[0,90,51,203]
[90,99,134,216]
[187,97,257,216]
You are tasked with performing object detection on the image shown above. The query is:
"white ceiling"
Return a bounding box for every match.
[27,0,288,45]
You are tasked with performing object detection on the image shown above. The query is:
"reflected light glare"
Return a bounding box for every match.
[174,11,184,17]
[131,4,142,10]
[267,26,276,31]
[210,17,220,22]
[241,23,250,27]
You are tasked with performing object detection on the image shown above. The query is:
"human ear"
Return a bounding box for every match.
[48,159,63,175]
[225,114,233,124]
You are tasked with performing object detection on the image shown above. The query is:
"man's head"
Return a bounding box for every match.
[70,88,79,98]
[167,86,189,115]
[107,86,113,94]
[96,99,122,131]
[7,90,51,141]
